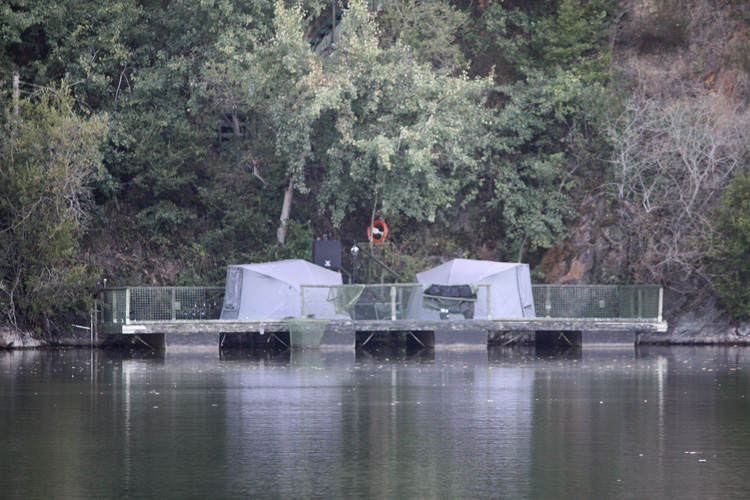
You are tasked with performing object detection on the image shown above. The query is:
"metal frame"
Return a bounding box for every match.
[97,287,224,326]
[531,285,663,322]
[96,284,665,332]
[301,283,424,320]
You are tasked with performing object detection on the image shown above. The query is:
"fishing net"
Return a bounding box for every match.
[287,318,330,348]
[327,285,366,316]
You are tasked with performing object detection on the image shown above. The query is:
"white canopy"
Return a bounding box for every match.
[220,259,343,320]
[410,259,536,319]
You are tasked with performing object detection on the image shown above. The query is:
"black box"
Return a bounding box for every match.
[313,240,342,270]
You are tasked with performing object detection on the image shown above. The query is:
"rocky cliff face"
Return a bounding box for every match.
[537,197,625,285]
[538,205,750,342]
[535,0,750,340]
[0,327,43,349]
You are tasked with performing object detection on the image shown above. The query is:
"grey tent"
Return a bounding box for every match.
[220,260,343,320]
[407,259,536,320]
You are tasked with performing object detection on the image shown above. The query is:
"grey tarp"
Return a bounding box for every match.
[220,260,344,320]
[406,259,536,320]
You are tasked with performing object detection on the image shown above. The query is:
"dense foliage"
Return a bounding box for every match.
[2,0,750,330]
[0,89,107,329]
[714,171,750,321]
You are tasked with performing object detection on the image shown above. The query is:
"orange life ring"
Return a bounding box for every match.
[367,220,389,243]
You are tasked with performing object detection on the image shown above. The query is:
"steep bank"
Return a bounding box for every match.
[537,0,750,339]
[0,327,44,349]
[3,0,749,343]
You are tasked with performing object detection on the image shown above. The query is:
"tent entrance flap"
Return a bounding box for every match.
[220,267,243,320]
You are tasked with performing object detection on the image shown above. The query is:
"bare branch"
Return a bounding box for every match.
[607,93,750,285]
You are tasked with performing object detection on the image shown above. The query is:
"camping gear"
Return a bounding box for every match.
[407,259,536,320]
[422,284,479,319]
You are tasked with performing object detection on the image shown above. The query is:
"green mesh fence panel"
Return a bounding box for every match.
[531,285,661,321]
[98,287,224,324]
[100,289,127,324]
[329,285,366,315]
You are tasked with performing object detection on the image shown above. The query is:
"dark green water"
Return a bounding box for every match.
[2,346,750,500]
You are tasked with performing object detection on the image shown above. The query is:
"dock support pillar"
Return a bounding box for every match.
[134,333,166,350]
[535,330,582,349]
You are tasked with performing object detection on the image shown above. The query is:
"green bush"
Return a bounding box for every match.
[0,90,107,328]
[713,170,750,321]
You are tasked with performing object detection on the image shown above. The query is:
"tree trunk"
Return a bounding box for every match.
[277,178,294,246]
[12,71,19,121]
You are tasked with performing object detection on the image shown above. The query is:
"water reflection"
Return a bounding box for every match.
[2,347,750,499]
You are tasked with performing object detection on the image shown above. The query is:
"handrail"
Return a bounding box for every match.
[97,286,224,325]
[96,283,664,326]
[356,246,401,281]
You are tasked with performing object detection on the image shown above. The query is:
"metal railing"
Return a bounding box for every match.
[531,285,663,322]
[97,287,224,324]
[96,284,664,327]
[302,284,420,321]
[301,284,493,320]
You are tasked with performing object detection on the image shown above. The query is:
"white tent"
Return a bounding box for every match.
[220,260,343,320]
[408,259,536,320]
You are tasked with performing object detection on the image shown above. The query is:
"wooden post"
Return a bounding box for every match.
[390,285,397,321]
[112,292,117,323]
[171,288,176,321]
[657,287,663,323]
[90,305,94,347]
[125,288,131,325]
[637,288,642,319]
[300,286,306,318]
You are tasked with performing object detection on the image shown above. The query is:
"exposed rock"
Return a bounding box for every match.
[538,245,569,283]
[560,246,595,284]
[640,293,750,344]
[0,327,44,349]
[0,325,98,349]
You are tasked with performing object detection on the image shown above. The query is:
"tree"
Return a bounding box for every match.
[313,2,492,230]
[471,71,600,262]
[464,0,613,83]
[713,170,750,320]
[377,0,468,72]
[226,1,490,246]
[607,94,750,285]
[0,88,107,329]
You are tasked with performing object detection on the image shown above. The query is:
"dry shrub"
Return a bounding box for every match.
[607,91,750,287]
